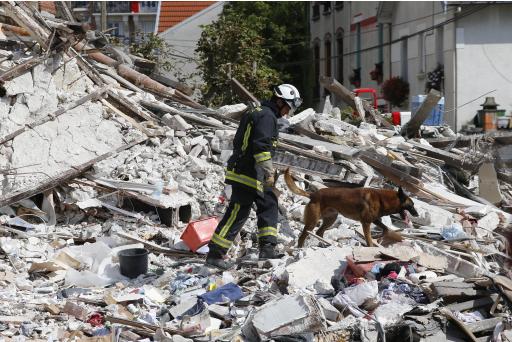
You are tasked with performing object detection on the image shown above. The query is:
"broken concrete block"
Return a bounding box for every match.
[318,297,341,322]
[43,303,61,315]
[211,130,235,153]
[187,156,210,173]
[410,198,454,227]
[162,114,192,131]
[314,279,334,295]
[288,108,315,126]
[189,145,203,158]
[62,301,88,321]
[478,162,502,204]
[189,135,206,146]
[286,246,351,289]
[4,70,34,96]
[249,295,326,338]
[413,240,486,278]
[476,211,500,236]
[218,103,247,120]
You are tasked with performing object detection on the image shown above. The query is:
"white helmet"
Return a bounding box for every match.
[274,84,302,112]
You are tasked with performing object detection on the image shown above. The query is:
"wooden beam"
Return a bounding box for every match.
[319,76,392,128]
[408,141,477,171]
[106,90,156,123]
[446,294,499,312]
[101,99,153,136]
[0,138,147,208]
[427,131,512,148]
[150,73,194,96]
[439,307,478,342]
[115,231,199,258]
[230,78,260,106]
[401,89,441,138]
[0,87,108,145]
[105,315,180,334]
[0,55,47,84]
[140,99,231,129]
[2,2,50,49]
[468,317,503,333]
[279,132,359,160]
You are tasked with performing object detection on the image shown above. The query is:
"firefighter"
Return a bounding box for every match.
[205,84,302,270]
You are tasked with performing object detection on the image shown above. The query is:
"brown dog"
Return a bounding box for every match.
[284,168,419,247]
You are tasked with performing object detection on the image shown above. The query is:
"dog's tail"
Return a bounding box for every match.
[284,168,310,198]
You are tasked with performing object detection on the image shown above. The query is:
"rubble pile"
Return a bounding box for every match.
[0,3,511,341]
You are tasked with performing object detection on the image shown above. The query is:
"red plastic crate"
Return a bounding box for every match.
[180,217,219,252]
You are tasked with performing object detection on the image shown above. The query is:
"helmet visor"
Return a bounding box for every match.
[285,97,303,111]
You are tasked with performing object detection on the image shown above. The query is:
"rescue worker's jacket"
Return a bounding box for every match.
[225,100,279,194]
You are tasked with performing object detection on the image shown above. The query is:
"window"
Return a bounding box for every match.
[400,38,408,81]
[334,2,344,11]
[107,22,123,37]
[325,36,332,77]
[140,1,158,13]
[418,32,424,73]
[322,1,332,15]
[312,3,320,20]
[141,21,155,34]
[314,42,321,98]
[356,23,361,69]
[336,29,344,83]
[436,26,444,65]
[378,23,384,64]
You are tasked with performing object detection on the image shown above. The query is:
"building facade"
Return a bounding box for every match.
[71,1,159,43]
[158,2,224,89]
[310,1,512,131]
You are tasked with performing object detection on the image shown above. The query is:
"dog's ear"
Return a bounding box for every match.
[398,187,407,202]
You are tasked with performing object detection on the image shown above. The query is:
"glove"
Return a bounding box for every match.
[258,159,274,187]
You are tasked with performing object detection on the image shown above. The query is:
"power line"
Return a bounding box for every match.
[272,4,488,67]
[162,7,456,49]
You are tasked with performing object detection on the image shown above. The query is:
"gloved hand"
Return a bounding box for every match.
[258,159,274,187]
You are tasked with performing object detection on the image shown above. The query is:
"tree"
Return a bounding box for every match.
[196,2,310,107]
[129,33,177,73]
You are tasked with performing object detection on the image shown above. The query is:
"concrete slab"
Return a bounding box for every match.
[286,246,351,289]
[478,163,502,204]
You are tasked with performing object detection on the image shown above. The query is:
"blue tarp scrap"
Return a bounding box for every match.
[198,282,244,304]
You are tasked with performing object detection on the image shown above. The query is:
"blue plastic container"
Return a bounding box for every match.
[411,95,445,126]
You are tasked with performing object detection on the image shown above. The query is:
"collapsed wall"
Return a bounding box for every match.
[0,55,144,195]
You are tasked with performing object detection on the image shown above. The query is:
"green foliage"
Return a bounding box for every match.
[196,2,309,107]
[129,32,176,73]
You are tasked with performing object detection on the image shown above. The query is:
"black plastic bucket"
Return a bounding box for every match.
[118,248,149,278]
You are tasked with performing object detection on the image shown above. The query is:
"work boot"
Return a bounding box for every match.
[205,251,234,270]
[258,243,280,260]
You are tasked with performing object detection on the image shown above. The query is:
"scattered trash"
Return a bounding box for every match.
[0,3,510,341]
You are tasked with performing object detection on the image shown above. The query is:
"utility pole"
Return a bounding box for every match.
[100,1,107,32]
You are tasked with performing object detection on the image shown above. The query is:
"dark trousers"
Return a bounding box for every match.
[208,185,278,255]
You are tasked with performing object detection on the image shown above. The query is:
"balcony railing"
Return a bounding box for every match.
[83,2,158,14]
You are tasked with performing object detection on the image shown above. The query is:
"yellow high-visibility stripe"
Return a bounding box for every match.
[211,233,232,249]
[219,203,240,238]
[257,226,278,237]
[225,170,263,192]
[254,151,271,163]
[241,123,252,152]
